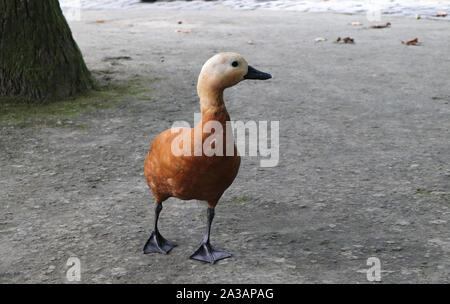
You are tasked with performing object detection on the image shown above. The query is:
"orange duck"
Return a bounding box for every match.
[143,52,272,264]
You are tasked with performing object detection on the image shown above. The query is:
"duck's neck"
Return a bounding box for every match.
[198,86,230,124]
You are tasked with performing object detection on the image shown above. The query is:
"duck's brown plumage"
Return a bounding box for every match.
[144,52,252,208]
[144,102,240,207]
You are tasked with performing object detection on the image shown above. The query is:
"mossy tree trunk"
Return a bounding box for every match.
[0,0,93,101]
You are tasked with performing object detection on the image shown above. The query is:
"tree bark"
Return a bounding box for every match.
[0,0,93,101]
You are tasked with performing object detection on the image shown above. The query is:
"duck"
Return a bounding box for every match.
[143,52,272,264]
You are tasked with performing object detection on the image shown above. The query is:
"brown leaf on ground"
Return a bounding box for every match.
[96,19,105,23]
[436,12,447,17]
[370,22,391,29]
[401,38,423,46]
[343,37,354,43]
[174,29,192,34]
[335,37,354,44]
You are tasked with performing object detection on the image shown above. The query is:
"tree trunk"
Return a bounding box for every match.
[0,0,93,101]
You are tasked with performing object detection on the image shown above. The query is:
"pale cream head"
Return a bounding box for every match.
[197,52,272,110]
[197,52,249,93]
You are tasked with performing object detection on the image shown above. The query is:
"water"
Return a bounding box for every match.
[59,0,450,19]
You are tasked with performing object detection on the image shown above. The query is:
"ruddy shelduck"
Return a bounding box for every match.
[143,52,271,264]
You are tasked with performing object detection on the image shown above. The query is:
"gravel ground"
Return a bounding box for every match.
[0,10,449,283]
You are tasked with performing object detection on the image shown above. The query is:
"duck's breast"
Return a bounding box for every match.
[144,126,241,202]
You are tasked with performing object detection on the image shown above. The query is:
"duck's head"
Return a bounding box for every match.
[197,52,271,98]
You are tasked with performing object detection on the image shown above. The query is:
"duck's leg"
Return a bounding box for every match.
[190,206,231,264]
[143,202,177,254]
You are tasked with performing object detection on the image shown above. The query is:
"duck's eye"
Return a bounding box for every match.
[231,61,239,67]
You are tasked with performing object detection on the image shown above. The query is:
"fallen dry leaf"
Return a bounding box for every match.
[343,37,354,43]
[174,29,192,34]
[177,21,183,24]
[335,37,354,44]
[370,22,391,29]
[401,38,423,46]
[96,19,105,23]
[436,12,447,17]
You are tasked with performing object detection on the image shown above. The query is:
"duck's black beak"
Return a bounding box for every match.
[244,65,272,80]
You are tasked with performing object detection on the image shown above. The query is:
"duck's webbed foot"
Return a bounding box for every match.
[190,242,231,264]
[190,206,231,264]
[143,203,176,254]
[143,229,177,254]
